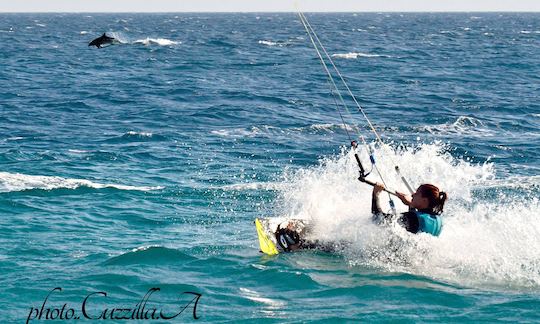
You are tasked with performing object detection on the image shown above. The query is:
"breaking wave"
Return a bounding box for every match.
[421,116,496,137]
[0,172,164,193]
[332,52,386,59]
[133,38,180,46]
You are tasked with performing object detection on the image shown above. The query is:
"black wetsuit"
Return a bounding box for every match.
[371,191,422,233]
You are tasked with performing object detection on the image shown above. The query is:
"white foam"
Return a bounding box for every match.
[211,128,257,138]
[332,52,384,59]
[258,40,278,46]
[274,142,540,289]
[211,124,358,138]
[210,126,281,138]
[67,149,90,154]
[220,182,284,191]
[421,116,495,137]
[307,123,359,133]
[134,38,180,46]
[126,131,153,137]
[0,172,164,193]
[258,39,292,47]
[103,32,129,45]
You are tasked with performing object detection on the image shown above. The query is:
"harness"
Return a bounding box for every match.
[416,212,443,236]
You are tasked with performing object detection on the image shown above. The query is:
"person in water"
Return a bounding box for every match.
[372,183,447,236]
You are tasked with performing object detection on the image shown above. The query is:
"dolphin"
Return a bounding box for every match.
[88,33,115,48]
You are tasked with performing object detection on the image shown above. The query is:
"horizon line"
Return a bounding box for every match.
[2,10,540,13]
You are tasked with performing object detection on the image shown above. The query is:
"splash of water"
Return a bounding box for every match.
[274,142,540,290]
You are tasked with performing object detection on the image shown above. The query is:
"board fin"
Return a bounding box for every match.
[255,218,279,255]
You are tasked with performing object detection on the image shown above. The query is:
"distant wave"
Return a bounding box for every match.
[104,246,197,265]
[303,123,359,133]
[125,130,153,137]
[332,52,385,59]
[421,116,495,137]
[100,131,166,143]
[258,40,279,46]
[211,123,360,138]
[0,136,24,143]
[258,39,295,47]
[0,172,163,193]
[133,38,180,46]
[210,126,281,138]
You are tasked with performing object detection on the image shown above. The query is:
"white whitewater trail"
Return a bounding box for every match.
[274,142,540,290]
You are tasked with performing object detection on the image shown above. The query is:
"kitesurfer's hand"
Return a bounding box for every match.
[396,191,412,206]
[373,182,385,195]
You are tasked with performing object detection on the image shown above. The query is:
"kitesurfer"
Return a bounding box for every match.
[372,183,447,236]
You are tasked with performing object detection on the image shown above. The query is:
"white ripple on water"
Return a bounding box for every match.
[239,287,286,308]
[258,40,279,46]
[257,39,293,47]
[0,172,164,193]
[133,38,180,46]
[0,137,24,142]
[211,123,359,138]
[331,52,385,59]
[210,125,284,138]
[125,130,153,137]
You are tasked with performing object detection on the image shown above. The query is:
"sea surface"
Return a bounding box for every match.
[1,13,539,322]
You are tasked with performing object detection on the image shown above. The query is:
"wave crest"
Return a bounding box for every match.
[0,172,163,193]
[332,52,385,59]
[134,38,180,46]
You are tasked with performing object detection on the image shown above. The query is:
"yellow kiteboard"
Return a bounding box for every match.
[255,218,279,255]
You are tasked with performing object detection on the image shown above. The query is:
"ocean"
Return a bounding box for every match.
[1,12,539,322]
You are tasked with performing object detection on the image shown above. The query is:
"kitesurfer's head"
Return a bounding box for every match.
[412,184,447,215]
[275,225,301,252]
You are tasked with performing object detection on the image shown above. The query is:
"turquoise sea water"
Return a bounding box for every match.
[1,13,539,322]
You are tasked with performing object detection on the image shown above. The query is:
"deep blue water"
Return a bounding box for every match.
[1,13,539,322]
